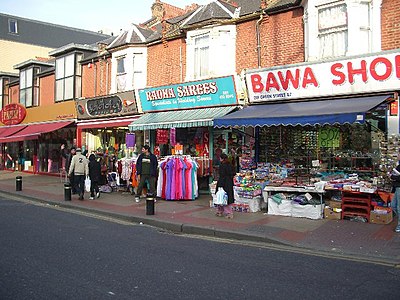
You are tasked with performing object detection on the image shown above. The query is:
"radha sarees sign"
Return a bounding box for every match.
[138,76,238,112]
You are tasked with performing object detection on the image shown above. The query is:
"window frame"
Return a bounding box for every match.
[0,78,10,108]
[8,19,18,34]
[116,55,126,92]
[132,52,144,89]
[55,52,82,101]
[193,33,210,80]
[186,25,236,81]
[304,0,380,61]
[19,67,40,108]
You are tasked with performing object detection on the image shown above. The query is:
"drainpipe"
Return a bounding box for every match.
[92,59,97,96]
[180,43,183,82]
[106,57,109,94]
[256,13,264,68]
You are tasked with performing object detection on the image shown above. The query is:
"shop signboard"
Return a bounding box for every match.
[246,50,400,103]
[0,103,26,125]
[75,91,138,119]
[390,101,398,116]
[138,76,238,112]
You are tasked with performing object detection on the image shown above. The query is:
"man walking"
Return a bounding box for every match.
[135,145,158,203]
[68,148,88,200]
[62,145,77,194]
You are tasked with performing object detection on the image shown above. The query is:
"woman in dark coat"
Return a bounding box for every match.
[88,153,101,200]
[216,153,236,218]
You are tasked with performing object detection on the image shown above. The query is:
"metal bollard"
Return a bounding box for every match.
[64,182,72,201]
[16,176,22,191]
[146,194,155,215]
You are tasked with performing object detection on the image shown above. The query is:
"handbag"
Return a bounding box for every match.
[85,176,91,192]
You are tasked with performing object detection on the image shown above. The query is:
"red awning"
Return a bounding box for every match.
[0,121,73,143]
[0,125,27,138]
[77,117,138,130]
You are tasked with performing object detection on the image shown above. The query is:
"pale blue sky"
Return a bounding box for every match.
[1,0,210,34]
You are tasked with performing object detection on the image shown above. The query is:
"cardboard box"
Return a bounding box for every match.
[370,210,393,224]
[324,207,341,220]
[326,200,342,209]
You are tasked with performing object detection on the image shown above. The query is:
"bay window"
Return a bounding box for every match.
[55,53,82,101]
[19,67,39,107]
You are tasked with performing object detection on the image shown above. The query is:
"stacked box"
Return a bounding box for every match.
[232,203,250,213]
[326,200,342,209]
[370,207,393,224]
[324,207,341,220]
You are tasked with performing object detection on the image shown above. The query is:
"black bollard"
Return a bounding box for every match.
[16,176,22,191]
[64,182,71,201]
[146,194,155,215]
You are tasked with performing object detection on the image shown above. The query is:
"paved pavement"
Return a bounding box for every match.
[1,170,400,265]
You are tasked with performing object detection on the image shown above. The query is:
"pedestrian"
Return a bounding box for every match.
[391,154,400,232]
[135,145,158,203]
[61,144,77,194]
[216,153,235,219]
[68,148,88,200]
[88,153,101,200]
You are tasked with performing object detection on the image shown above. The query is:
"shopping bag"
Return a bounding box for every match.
[85,176,91,192]
[214,187,228,205]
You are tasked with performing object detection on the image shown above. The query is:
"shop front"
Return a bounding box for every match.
[0,102,76,174]
[75,91,141,172]
[129,76,240,199]
[213,50,399,221]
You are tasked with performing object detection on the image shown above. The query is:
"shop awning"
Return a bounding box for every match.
[77,117,139,130]
[214,95,391,127]
[0,125,27,139]
[128,106,237,131]
[0,121,73,143]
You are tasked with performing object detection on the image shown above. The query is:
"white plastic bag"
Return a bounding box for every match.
[214,187,227,206]
[85,176,91,192]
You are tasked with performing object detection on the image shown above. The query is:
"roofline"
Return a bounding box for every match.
[80,52,112,64]
[0,12,110,38]
[13,59,54,70]
[265,0,302,14]
[0,71,19,77]
[49,43,98,56]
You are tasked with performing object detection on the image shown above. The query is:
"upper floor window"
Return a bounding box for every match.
[116,56,126,92]
[19,67,39,107]
[0,78,10,108]
[318,2,348,58]
[304,0,381,61]
[186,25,236,81]
[8,19,18,34]
[55,53,82,101]
[132,53,145,89]
[194,34,210,80]
[110,49,148,93]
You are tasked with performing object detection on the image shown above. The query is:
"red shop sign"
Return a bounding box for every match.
[0,103,27,125]
[390,101,398,116]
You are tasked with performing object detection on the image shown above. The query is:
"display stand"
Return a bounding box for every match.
[341,191,372,222]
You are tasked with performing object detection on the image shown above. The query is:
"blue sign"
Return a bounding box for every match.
[139,76,238,112]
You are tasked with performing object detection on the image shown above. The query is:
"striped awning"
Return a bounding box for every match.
[128,106,237,131]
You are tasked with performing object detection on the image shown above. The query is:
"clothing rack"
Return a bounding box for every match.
[157,155,199,200]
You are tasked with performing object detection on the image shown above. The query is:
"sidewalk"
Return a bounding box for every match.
[1,170,400,265]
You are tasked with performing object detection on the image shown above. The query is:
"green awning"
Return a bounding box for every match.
[129,106,237,131]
